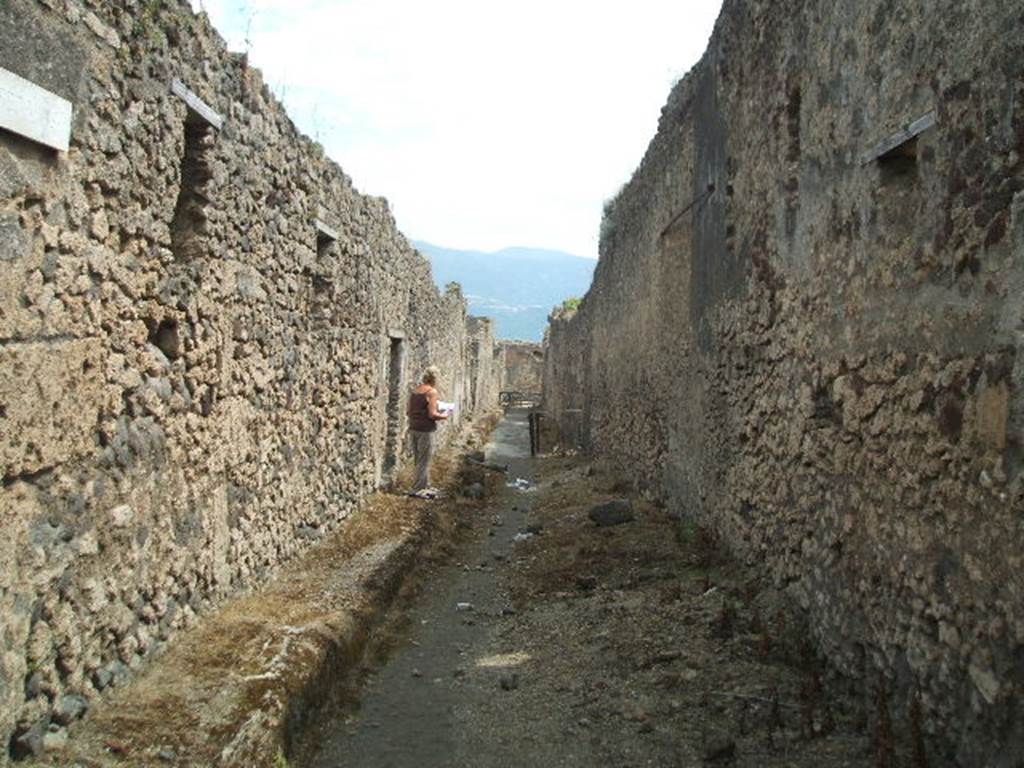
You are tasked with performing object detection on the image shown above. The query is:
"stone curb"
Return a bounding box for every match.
[32,502,443,768]
[220,523,431,768]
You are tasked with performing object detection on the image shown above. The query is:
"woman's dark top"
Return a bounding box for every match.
[408,391,437,432]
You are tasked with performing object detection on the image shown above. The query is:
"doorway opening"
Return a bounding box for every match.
[382,334,404,482]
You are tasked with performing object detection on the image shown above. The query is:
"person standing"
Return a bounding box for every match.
[407,366,448,494]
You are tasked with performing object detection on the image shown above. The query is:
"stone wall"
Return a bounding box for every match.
[543,0,1024,763]
[0,0,499,758]
[464,316,502,417]
[541,312,590,450]
[497,340,543,395]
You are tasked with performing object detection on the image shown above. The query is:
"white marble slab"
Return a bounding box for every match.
[0,67,72,151]
[171,78,223,130]
[861,112,936,165]
[314,218,339,242]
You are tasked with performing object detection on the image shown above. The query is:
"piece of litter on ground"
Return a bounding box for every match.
[506,477,533,491]
[512,532,534,543]
[406,488,440,500]
[456,602,474,612]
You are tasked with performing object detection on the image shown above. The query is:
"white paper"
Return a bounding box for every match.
[438,401,456,413]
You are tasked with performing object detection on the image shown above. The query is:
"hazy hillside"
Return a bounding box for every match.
[413,241,595,341]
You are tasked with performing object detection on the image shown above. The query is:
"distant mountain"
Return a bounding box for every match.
[413,241,595,341]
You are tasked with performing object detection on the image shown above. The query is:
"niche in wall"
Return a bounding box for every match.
[381,332,405,483]
[147,318,181,360]
[861,111,935,186]
[169,79,222,261]
[862,111,935,249]
[307,218,339,330]
[314,218,338,258]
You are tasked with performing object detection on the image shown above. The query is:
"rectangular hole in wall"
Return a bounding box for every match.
[170,113,213,261]
[382,336,404,480]
[786,85,802,161]
[875,135,922,247]
[878,135,919,185]
[309,222,337,327]
[784,84,802,238]
[310,273,331,295]
[316,232,332,259]
[314,218,339,258]
[860,111,934,185]
[146,317,181,360]
[307,269,332,330]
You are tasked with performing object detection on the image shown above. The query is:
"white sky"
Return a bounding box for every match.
[190,0,723,258]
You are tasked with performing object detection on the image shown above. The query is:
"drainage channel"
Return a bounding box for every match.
[293,409,536,768]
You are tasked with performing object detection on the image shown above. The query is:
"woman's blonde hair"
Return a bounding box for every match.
[422,366,439,385]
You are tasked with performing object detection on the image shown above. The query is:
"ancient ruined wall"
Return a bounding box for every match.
[544,0,1024,763]
[0,0,499,757]
[463,316,502,418]
[542,311,590,451]
[497,340,543,395]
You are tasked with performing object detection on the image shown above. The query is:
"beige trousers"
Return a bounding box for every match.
[411,430,434,491]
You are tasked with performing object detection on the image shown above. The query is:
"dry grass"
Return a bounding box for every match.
[35,415,502,768]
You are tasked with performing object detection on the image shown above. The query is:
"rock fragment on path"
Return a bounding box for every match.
[53,694,88,725]
[575,574,597,591]
[42,727,68,753]
[588,499,634,527]
[104,737,129,755]
[11,721,46,759]
[703,734,736,763]
[499,673,519,691]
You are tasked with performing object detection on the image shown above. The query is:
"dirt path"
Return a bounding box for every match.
[295,413,876,768]
[297,409,537,767]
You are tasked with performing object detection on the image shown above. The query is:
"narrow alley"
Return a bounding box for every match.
[297,411,877,768]
[4,1,1021,765]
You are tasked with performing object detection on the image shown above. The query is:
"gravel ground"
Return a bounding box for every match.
[296,413,879,768]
